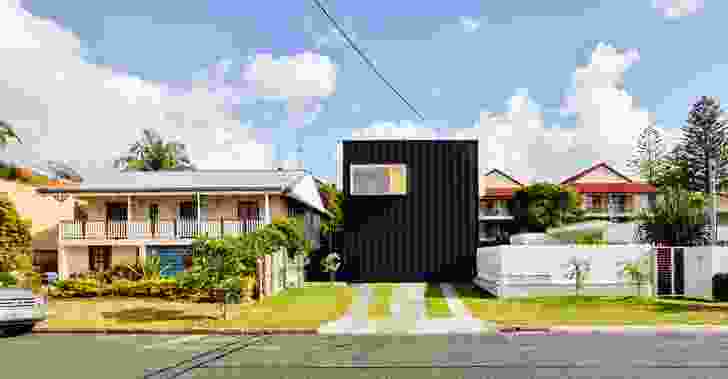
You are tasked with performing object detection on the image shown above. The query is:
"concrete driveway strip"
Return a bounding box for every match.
[318,284,372,334]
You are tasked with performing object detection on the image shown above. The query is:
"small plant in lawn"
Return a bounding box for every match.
[322,252,342,286]
[618,255,652,297]
[562,256,591,296]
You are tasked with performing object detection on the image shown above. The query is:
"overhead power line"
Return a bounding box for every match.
[312,0,426,122]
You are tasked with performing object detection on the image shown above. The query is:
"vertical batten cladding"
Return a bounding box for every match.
[429,142,440,279]
[342,139,478,282]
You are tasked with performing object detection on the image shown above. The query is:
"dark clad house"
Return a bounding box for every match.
[338,139,479,282]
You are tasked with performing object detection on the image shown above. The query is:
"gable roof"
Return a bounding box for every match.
[36,169,332,217]
[483,168,524,186]
[560,162,632,184]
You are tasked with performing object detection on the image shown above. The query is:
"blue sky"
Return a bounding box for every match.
[1,0,723,184]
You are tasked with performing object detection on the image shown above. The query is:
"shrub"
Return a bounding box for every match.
[111,279,134,296]
[713,273,728,301]
[0,271,17,287]
[575,235,607,246]
[0,194,33,272]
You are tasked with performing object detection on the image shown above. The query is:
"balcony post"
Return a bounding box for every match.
[220,216,224,239]
[264,193,271,225]
[82,221,87,239]
[173,219,177,240]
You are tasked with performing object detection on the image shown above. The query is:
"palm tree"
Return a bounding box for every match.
[0,121,22,149]
[113,128,195,171]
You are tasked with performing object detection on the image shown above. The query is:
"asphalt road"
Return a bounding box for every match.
[4,331,728,378]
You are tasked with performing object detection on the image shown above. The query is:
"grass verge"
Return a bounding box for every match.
[367,284,395,320]
[424,283,453,318]
[45,285,354,330]
[453,283,728,327]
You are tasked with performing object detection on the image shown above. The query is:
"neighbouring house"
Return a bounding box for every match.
[478,168,525,246]
[338,139,479,282]
[36,169,330,280]
[560,162,658,221]
[0,162,81,275]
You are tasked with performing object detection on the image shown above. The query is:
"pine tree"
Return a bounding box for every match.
[679,96,728,194]
[627,122,666,185]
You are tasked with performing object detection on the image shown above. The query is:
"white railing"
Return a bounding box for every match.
[60,218,267,241]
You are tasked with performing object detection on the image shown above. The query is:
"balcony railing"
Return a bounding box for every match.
[479,208,512,218]
[60,217,266,241]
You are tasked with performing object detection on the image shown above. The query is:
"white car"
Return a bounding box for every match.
[0,287,47,336]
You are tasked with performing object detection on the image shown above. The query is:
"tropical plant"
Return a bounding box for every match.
[633,185,711,246]
[127,255,172,281]
[617,255,652,297]
[678,96,728,193]
[627,122,667,185]
[512,183,585,233]
[562,256,591,296]
[0,120,21,149]
[113,128,195,171]
[322,252,342,285]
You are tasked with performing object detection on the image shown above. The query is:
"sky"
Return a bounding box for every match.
[0,0,722,185]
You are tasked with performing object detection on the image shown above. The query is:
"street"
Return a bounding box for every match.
[3,332,728,378]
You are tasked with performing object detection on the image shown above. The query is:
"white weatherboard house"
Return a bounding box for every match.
[36,169,330,280]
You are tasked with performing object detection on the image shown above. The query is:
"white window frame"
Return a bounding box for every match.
[349,164,408,196]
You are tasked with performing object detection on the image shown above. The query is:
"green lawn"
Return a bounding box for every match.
[453,283,728,327]
[45,285,354,330]
[424,283,453,318]
[367,283,395,320]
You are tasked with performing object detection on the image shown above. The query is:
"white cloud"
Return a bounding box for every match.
[241,52,337,99]
[652,0,704,18]
[0,1,276,182]
[350,43,680,184]
[459,16,481,33]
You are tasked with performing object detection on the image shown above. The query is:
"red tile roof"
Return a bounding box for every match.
[560,162,632,184]
[567,182,657,193]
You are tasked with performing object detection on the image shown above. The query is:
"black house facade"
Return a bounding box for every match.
[338,139,479,282]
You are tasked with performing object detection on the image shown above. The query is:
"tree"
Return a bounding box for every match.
[0,121,22,149]
[633,185,710,246]
[627,122,667,185]
[512,183,584,233]
[319,182,343,236]
[678,96,728,194]
[652,144,691,190]
[113,128,195,171]
[0,194,32,272]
